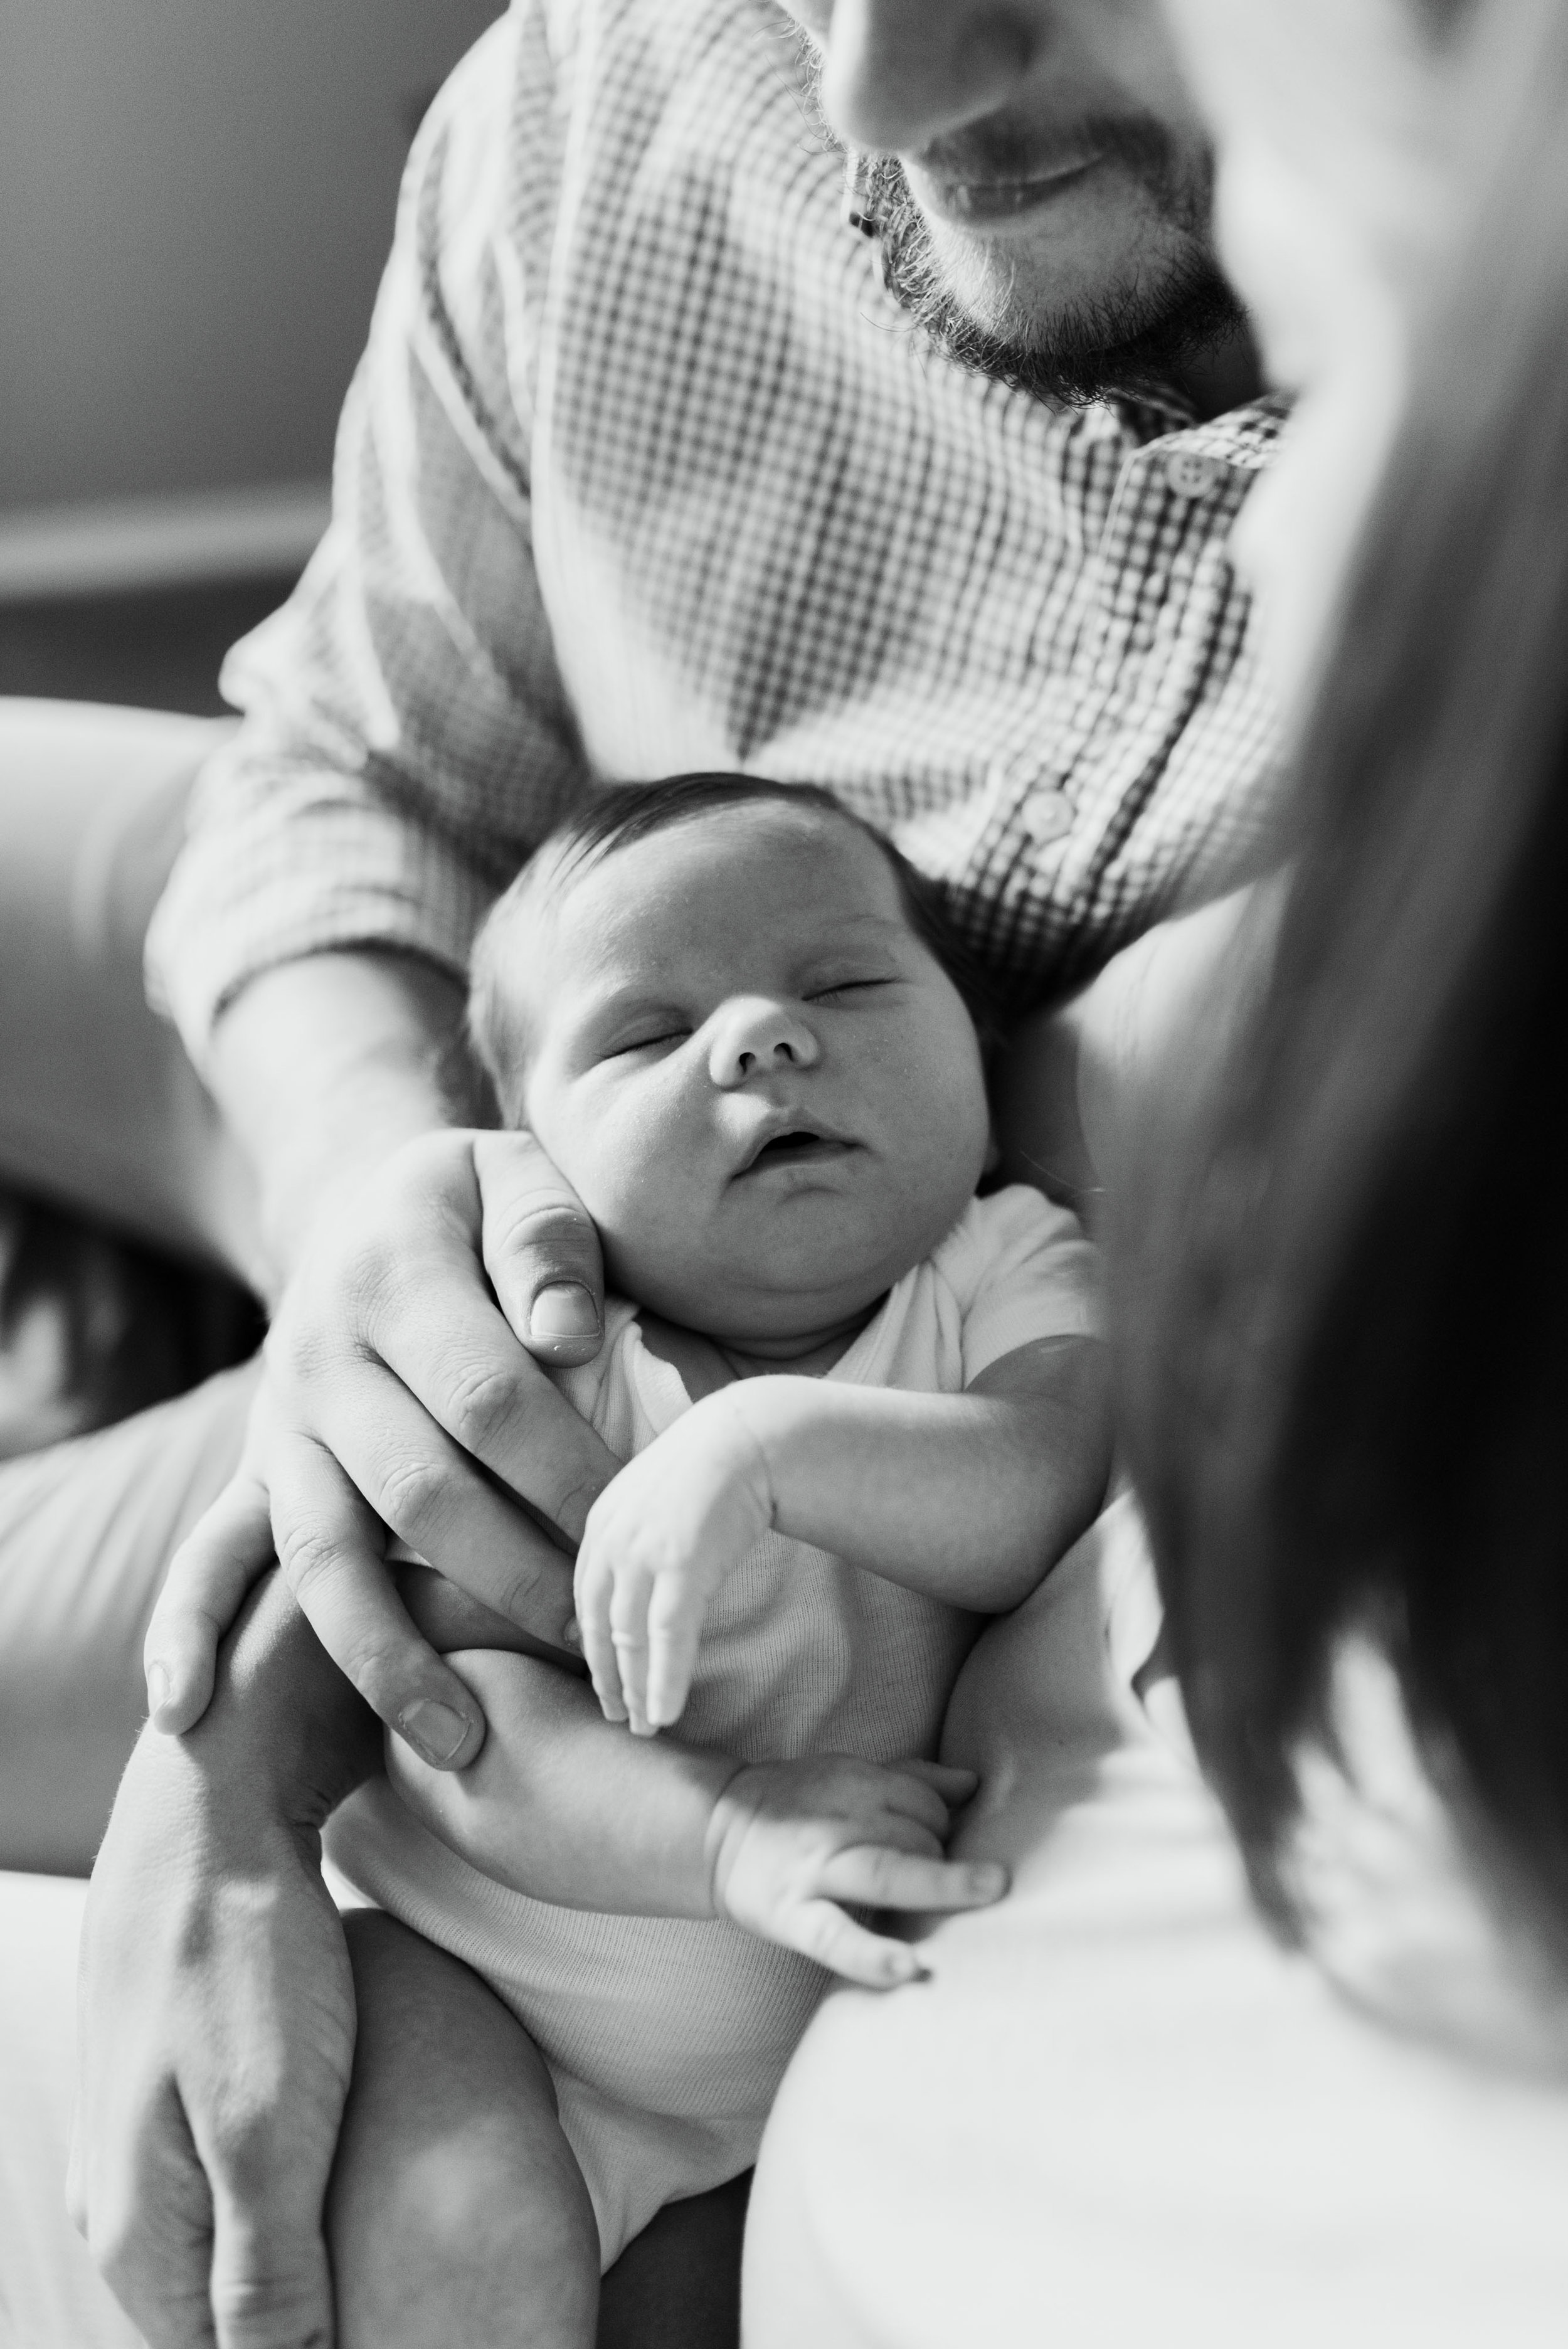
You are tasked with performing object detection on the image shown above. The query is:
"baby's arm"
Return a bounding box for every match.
[576,1332,1110,1731]
[385,1646,1005,1988]
[726,1332,1111,1603]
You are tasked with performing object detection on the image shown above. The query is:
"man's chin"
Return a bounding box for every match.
[866,156,1246,412]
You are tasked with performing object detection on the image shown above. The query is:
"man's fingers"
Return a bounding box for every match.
[370,1290,618,1549]
[473,1130,606,1368]
[300,1357,580,1642]
[268,1434,487,1768]
[80,2084,226,2349]
[144,1477,276,1735]
[391,1556,587,1673]
[819,1845,1010,1914]
[208,2186,337,2349]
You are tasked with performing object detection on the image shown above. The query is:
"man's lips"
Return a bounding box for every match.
[908,146,1106,228]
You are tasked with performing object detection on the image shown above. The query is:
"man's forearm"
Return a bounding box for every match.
[186,1566,381,1828]
[993,883,1279,1234]
[389,1650,739,1912]
[208,948,479,1281]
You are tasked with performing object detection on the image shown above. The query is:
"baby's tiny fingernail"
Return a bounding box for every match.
[146,1661,171,1719]
[531,1283,600,1342]
[563,1616,583,1650]
[401,1698,472,1764]
[968,1863,1009,1899]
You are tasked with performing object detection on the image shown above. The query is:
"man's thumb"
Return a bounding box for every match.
[472,1129,605,1366]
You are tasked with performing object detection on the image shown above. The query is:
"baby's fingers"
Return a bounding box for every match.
[901,1761,982,1803]
[573,1552,628,1725]
[819,1845,1009,1916]
[608,1575,657,1736]
[645,1591,703,1732]
[784,1897,931,1990]
[864,1761,979,1840]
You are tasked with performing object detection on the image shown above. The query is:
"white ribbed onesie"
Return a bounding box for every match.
[327,1185,1098,2265]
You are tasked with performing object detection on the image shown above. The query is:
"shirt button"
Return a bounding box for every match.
[1164,449,1224,499]
[1019,790,1073,846]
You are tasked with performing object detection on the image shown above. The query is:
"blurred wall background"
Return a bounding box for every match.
[0,0,502,605]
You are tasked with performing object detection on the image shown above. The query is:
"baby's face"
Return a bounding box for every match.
[495,805,991,1346]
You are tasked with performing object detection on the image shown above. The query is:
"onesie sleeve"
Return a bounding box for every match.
[942,1186,1103,1386]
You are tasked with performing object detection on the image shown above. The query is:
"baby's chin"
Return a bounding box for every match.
[610,1190,968,1349]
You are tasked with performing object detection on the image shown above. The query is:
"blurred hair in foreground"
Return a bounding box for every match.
[1118,0,1568,1961]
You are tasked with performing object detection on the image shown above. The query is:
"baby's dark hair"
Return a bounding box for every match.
[469,772,1002,1104]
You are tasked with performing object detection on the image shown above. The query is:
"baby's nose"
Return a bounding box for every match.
[708,996,821,1087]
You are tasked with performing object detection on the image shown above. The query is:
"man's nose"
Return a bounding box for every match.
[707,997,822,1088]
[816,0,1043,154]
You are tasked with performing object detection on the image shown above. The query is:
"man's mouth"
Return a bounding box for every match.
[908,145,1106,230]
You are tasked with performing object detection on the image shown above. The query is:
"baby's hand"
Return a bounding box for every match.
[706,1755,1008,1989]
[573,1394,771,1735]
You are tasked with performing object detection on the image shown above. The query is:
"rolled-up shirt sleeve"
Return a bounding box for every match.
[146,8,585,1071]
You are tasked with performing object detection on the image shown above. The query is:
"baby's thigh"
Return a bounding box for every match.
[330,1911,600,2349]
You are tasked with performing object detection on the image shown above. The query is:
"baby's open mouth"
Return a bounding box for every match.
[739,1128,854,1172]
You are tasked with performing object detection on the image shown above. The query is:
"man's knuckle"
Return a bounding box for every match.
[495,1197,593,1256]
[442,1359,522,1455]
[209,2095,290,2198]
[274,1520,344,1599]
[541,1465,610,1536]
[488,1556,546,1622]
[374,1455,449,1532]
[345,1236,414,1327]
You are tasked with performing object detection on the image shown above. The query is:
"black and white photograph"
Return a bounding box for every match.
[3,1,1567,2342]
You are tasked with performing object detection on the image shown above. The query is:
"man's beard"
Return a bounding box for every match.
[857,127,1247,412]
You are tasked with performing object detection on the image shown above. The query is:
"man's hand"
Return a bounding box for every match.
[573,1394,773,1737]
[145,1125,616,1769]
[72,1574,374,2349]
[707,1755,1008,1989]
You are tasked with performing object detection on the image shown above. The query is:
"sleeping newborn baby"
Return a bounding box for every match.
[324,774,1111,2345]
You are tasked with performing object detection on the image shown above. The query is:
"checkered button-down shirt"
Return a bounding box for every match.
[147,0,1288,1067]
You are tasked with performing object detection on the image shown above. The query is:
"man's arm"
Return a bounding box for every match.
[143,946,614,1766]
[383,1646,1007,1987]
[140,13,617,1756]
[72,1572,376,2348]
[992,882,1284,1231]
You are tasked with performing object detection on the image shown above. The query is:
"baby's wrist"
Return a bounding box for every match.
[700,1387,779,1529]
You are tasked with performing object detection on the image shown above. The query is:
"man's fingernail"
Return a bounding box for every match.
[401,1699,472,1763]
[530,1283,600,1340]
[146,1662,171,1718]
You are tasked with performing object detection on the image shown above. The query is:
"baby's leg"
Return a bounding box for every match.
[329,1910,600,2348]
